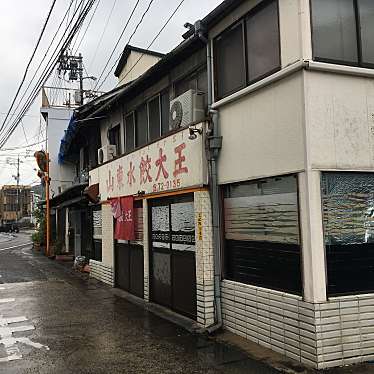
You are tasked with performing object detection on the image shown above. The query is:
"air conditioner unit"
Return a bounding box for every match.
[169,89,205,130]
[97,145,117,165]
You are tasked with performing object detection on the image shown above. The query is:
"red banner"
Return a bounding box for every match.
[110,196,135,241]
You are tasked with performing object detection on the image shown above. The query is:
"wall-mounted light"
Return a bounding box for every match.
[188,126,203,140]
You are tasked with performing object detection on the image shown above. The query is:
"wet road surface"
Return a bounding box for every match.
[0,232,281,374]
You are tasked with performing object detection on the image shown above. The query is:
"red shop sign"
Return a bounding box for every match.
[110,196,135,241]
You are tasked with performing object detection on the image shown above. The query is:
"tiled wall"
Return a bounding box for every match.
[221,280,374,369]
[101,204,114,267]
[194,191,215,327]
[143,199,150,302]
[90,259,114,286]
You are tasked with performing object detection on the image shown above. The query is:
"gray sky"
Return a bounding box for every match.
[0,0,222,186]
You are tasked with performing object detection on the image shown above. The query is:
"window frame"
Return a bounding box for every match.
[108,124,121,155]
[214,0,281,100]
[147,94,162,142]
[222,174,303,295]
[124,111,136,154]
[310,0,374,69]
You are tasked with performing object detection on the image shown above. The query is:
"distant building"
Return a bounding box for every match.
[0,185,31,223]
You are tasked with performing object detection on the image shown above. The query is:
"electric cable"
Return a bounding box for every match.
[3,0,76,132]
[73,0,101,54]
[110,0,186,90]
[0,0,58,134]
[92,0,142,91]
[87,0,118,72]
[0,0,96,148]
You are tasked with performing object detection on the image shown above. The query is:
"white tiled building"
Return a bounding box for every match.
[59,0,374,370]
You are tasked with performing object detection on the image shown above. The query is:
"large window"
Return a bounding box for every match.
[311,0,374,67]
[322,172,374,296]
[129,93,170,150]
[124,112,135,153]
[214,0,280,100]
[108,125,121,154]
[224,175,301,294]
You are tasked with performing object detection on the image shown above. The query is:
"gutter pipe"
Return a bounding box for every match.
[196,22,223,334]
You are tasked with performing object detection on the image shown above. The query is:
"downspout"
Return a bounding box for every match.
[196,22,223,333]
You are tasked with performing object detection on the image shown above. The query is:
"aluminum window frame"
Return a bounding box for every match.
[310,0,374,69]
[213,0,281,100]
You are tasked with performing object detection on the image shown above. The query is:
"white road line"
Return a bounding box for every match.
[0,242,32,251]
[0,315,49,362]
[0,299,15,304]
[0,288,5,291]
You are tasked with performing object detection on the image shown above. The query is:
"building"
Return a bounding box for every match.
[54,0,374,370]
[0,185,31,223]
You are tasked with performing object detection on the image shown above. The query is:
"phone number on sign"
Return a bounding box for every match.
[153,179,181,192]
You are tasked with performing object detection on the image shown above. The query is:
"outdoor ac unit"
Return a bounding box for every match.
[98,145,117,165]
[169,89,205,130]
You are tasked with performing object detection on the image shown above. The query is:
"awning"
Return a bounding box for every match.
[84,183,99,203]
[58,114,79,164]
[49,183,88,208]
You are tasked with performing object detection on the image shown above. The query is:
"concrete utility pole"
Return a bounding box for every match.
[57,52,96,105]
[16,155,20,222]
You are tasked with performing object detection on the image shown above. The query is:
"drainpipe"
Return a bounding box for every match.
[196,21,223,333]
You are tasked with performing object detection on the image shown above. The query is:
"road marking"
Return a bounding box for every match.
[0,299,15,304]
[0,243,32,251]
[0,288,5,291]
[0,315,49,362]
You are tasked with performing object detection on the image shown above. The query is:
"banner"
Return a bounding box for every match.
[110,196,135,241]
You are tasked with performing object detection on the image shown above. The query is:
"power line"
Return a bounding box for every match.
[73,0,101,54]
[0,0,97,149]
[0,0,90,142]
[0,0,58,134]
[115,0,186,89]
[87,0,118,72]
[2,0,76,133]
[93,0,142,91]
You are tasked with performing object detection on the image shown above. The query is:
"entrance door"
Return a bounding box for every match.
[74,211,82,257]
[115,201,144,298]
[150,194,196,319]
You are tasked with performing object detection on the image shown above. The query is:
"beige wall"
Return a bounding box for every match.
[100,107,124,153]
[305,70,374,171]
[118,51,161,86]
[217,72,305,184]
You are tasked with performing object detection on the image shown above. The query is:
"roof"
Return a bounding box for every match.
[114,44,165,78]
[63,0,247,145]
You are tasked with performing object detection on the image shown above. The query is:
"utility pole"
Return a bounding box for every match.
[16,155,20,222]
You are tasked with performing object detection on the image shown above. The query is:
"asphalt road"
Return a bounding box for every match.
[0,232,281,374]
[0,233,373,374]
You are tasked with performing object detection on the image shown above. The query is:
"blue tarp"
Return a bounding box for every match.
[58,114,78,164]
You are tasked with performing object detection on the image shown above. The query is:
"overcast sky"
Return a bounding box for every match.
[0,0,222,186]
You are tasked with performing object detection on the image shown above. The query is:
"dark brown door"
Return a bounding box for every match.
[150,194,197,319]
[115,202,144,298]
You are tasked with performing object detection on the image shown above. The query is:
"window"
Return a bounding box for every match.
[161,90,170,135]
[214,0,280,99]
[124,112,135,153]
[214,23,246,99]
[108,125,121,154]
[321,172,374,296]
[223,175,301,294]
[136,104,148,147]
[246,0,280,82]
[148,96,161,142]
[311,0,374,67]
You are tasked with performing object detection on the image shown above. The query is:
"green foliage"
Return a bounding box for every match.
[31,206,46,245]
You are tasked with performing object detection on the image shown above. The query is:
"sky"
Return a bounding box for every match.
[0,0,222,187]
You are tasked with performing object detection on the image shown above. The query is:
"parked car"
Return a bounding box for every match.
[0,223,19,233]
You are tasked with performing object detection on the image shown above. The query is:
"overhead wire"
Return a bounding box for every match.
[0,0,97,149]
[3,0,76,132]
[73,0,101,54]
[92,0,142,91]
[87,0,118,73]
[110,0,187,90]
[0,0,58,135]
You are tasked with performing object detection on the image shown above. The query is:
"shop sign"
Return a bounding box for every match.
[110,196,135,241]
[93,124,207,201]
